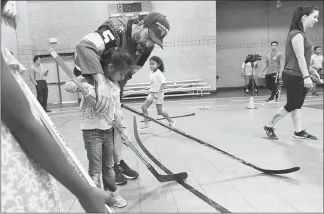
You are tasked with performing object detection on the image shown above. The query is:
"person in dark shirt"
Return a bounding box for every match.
[263,5,319,140]
[74,13,170,184]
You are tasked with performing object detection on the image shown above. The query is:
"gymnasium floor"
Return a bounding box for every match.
[49,90,323,213]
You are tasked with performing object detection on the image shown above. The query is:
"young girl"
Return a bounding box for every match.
[141,56,175,130]
[65,49,134,208]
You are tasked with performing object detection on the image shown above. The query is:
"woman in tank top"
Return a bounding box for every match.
[263,5,320,140]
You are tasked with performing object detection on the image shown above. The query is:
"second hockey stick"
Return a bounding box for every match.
[140,113,195,122]
[122,104,300,175]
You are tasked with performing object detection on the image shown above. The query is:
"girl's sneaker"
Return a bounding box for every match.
[141,123,151,130]
[111,191,127,208]
[169,119,176,128]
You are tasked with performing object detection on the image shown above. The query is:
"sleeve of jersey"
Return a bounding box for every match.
[76,24,118,76]
[95,23,118,51]
[136,46,154,67]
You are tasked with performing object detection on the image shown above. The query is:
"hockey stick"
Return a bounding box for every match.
[133,115,232,213]
[140,113,195,122]
[9,63,114,212]
[49,49,188,183]
[122,104,300,175]
[132,116,188,182]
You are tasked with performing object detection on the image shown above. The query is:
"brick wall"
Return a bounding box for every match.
[24,1,217,89]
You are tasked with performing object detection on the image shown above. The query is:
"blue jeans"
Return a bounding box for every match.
[82,128,116,192]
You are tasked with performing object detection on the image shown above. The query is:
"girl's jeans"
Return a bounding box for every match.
[82,128,116,192]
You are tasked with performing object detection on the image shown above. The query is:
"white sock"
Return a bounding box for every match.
[267,107,289,128]
[291,109,302,132]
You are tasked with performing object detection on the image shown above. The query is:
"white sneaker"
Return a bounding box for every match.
[169,119,176,128]
[111,191,127,208]
[140,124,151,131]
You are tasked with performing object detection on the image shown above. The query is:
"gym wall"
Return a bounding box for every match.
[216,1,323,88]
[2,1,216,95]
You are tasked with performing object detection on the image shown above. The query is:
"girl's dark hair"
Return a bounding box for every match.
[101,48,133,76]
[289,5,319,32]
[149,56,165,72]
[33,56,41,62]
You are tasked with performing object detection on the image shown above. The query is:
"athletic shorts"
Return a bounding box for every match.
[147,92,164,104]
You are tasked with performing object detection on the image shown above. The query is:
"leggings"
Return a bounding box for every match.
[282,71,307,112]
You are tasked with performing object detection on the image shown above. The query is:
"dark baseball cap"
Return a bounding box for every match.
[143,12,170,49]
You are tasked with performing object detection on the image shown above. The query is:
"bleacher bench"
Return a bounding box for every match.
[122,79,212,100]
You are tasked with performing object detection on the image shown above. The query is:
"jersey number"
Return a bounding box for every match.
[102,29,115,44]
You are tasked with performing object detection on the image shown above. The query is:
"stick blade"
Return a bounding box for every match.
[133,116,188,183]
[255,166,300,174]
[174,172,188,182]
[157,172,188,182]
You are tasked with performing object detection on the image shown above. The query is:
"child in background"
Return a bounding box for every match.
[141,56,175,130]
[65,49,133,208]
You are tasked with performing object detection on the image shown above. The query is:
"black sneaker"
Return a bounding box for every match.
[312,92,319,96]
[113,164,127,185]
[293,130,318,140]
[119,160,139,179]
[263,126,278,140]
[266,97,275,102]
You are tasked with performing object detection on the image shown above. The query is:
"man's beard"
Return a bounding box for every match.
[135,43,145,55]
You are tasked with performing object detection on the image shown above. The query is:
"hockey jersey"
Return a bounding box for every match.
[76,17,154,85]
[91,17,153,66]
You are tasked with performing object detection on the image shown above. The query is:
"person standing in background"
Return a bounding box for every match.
[241,59,258,93]
[29,56,51,113]
[259,41,284,102]
[310,46,323,96]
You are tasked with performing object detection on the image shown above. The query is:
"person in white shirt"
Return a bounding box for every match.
[310,46,323,96]
[241,59,258,93]
[141,56,175,130]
